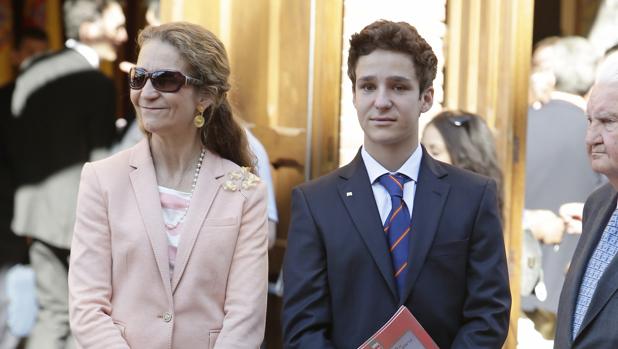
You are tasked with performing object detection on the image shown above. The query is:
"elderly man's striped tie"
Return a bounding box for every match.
[572,208,618,338]
[378,173,412,300]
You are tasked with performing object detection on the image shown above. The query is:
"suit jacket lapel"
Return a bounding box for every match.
[402,151,449,303]
[128,139,173,298]
[171,151,225,293]
[574,189,618,339]
[338,152,398,301]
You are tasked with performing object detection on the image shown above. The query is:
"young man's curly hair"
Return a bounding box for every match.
[347,20,438,96]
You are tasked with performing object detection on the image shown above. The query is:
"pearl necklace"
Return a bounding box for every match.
[165,148,206,230]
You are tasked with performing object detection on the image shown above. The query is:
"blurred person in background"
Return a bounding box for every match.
[522,36,605,340]
[5,1,127,348]
[0,26,49,349]
[68,22,268,348]
[421,110,503,211]
[529,37,559,109]
[234,119,279,249]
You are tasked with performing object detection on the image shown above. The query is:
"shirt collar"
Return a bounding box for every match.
[361,145,422,184]
[65,39,100,68]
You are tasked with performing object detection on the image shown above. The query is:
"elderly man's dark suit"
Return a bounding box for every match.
[555,183,618,348]
[282,148,511,349]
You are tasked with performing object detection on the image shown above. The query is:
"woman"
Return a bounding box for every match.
[68,22,268,348]
[421,110,504,212]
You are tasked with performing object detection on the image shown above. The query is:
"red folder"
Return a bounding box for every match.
[358,306,439,349]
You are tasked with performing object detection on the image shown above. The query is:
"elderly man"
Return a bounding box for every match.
[554,62,618,348]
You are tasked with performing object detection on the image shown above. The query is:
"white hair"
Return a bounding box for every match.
[596,51,618,84]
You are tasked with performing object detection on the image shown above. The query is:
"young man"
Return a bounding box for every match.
[282,20,511,348]
[523,38,604,339]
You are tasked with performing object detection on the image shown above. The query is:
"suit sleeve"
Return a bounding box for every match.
[68,163,130,349]
[282,187,336,349]
[451,179,512,348]
[215,182,269,348]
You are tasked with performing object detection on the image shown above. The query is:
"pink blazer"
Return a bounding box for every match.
[68,140,268,349]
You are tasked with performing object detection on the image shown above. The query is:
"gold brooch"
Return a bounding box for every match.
[223,167,260,192]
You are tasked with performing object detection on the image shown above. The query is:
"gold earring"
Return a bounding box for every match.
[194,106,205,128]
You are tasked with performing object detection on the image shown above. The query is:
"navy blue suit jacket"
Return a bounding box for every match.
[282,149,511,348]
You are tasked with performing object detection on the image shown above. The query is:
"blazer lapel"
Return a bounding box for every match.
[338,152,398,301]
[128,139,173,298]
[171,151,225,293]
[574,189,618,340]
[401,151,449,303]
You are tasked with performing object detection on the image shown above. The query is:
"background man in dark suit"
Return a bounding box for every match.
[554,69,618,348]
[5,1,126,348]
[282,20,511,349]
[523,37,604,340]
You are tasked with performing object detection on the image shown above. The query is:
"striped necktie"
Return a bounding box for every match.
[572,208,618,338]
[378,173,412,300]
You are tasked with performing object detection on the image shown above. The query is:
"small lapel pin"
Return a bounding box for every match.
[346,192,353,197]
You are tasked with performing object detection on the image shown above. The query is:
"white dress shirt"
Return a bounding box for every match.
[361,145,422,225]
[65,39,100,68]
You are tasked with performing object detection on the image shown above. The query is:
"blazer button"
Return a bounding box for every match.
[163,312,173,322]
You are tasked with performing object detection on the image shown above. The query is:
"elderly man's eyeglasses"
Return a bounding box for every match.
[129,67,203,93]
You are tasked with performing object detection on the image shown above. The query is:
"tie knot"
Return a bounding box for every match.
[377,173,410,198]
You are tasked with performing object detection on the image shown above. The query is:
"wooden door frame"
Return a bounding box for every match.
[445,1,534,347]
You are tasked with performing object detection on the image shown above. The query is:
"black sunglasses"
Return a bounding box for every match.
[129,67,203,92]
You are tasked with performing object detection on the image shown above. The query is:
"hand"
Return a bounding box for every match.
[119,61,135,74]
[528,69,555,106]
[267,219,277,250]
[526,209,565,244]
[559,202,584,234]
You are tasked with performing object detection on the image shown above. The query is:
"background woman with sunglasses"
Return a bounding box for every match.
[421,111,550,346]
[421,110,504,212]
[68,22,268,349]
